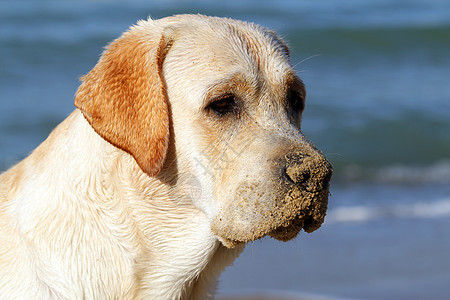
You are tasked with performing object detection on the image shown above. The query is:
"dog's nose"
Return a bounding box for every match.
[284,164,310,185]
[283,152,332,193]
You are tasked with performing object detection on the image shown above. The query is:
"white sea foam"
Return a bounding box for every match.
[375,161,450,184]
[326,198,450,224]
[341,160,450,184]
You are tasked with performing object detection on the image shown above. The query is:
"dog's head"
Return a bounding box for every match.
[75,15,332,248]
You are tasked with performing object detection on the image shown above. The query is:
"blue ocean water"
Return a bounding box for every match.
[1,0,449,299]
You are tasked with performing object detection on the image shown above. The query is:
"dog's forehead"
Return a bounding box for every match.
[162,17,294,108]
[178,18,290,73]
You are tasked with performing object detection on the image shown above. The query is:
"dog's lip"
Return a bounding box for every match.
[268,216,305,241]
[216,212,324,247]
[269,213,324,241]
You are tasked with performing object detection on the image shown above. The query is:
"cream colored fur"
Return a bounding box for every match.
[0,15,331,299]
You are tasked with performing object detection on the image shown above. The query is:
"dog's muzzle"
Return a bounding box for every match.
[268,150,333,241]
[211,146,332,248]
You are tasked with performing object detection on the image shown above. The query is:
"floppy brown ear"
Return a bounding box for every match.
[75,29,173,176]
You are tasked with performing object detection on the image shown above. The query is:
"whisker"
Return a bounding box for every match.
[293,54,321,70]
[325,152,344,158]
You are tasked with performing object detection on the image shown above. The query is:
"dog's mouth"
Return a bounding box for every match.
[265,177,330,242]
[268,213,324,242]
[212,187,330,248]
[215,204,326,248]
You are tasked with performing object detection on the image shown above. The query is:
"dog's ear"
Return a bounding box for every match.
[75,29,173,176]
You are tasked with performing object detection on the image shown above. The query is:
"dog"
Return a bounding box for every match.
[0,14,332,299]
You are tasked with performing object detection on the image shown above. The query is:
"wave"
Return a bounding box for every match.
[326,197,450,224]
[338,161,450,184]
[307,110,450,182]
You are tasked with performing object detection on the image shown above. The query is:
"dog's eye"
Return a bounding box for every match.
[289,91,305,112]
[207,95,237,115]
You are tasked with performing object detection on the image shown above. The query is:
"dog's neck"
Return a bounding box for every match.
[2,109,244,299]
[61,110,245,299]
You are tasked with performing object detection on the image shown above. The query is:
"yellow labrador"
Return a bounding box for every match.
[0,15,332,299]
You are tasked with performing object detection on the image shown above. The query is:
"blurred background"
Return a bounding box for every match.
[1,0,449,299]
